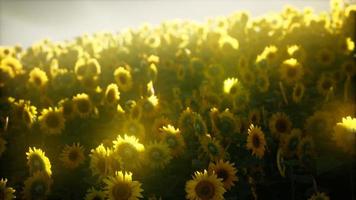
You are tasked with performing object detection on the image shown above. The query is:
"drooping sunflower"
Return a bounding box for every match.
[308,192,330,200]
[178,107,196,135]
[200,134,225,161]
[112,135,145,170]
[279,58,303,85]
[213,109,236,139]
[269,112,292,140]
[89,144,111,178]
[144,141,172,169]
[0,64,15,86]
[317,74,336,96]
[38,107,65,135]
[11,99,37,128]
[333,116,356,154]
[0,178,15,200]
[26,147,52,176]
[28,67,48,88]
[85,187,106,200]
[1,56,23,75]
[60,143,85,169]
[185,170,226,200]
[292,82,305,103]
[114,66,133,92]
[246,124,266,159]
[73,93,92,118]
[208,160,238,190]
[281,128,302,158]
[104,83,120,105]
[104,171,143,200]
[159,124,185,157]
[122,119,146,141]
[58,98,75,120]
[22,172,52,200]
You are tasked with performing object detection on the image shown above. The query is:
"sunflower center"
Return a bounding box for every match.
[216,169,229,182]
[321,53,330,63]
[218,117,233,133]
[118,143,137,160]
[229,86,237,95]
[77,99,90,114]
[151,149,162,161]
[166,137,177,148]
[252,134,261,147]
[106,89,117,103]
[30,181,46,198]
[119,74,127,84]
[112,182,132,200]
[275,119,288,133]
[195,180,216,200]
[287,67,297,78]
[68,150,79,161]
[45,113,60,128]
[31,155,45,171]
[33,76,43,86]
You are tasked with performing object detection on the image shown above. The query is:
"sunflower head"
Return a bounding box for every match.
[0,64,15,86]
[281,128,302,158]
[0,178,16,200]
[316,48,335,66]
[200,134,225,161]
[123,119,146,141]
[178,107,196,136]
[39,107,65,135]
[144,141,172,169]
[1,56,23,75]
[85,187,106,200]
[113,135,145,170]
[60,143,85,169]
[104,83,120,105]
[317,74,336,95]
[333,116,356,154]
[223,78,241,96]
[292,82,305,103]
[160,125,185,157]
[246,124,267,159]
[23,172,52,200]
[208,160,238,190]
[269,112,292,140]
[89,144,111,178]
[215,109,236,138]
[279,58,303,85]
[26,147,52,176]
[73,93,92,118]
[58,98,75,120]
[104,171,143,200]
[114,66,133,92]
[185,170,226,200]
[28,67,48,88]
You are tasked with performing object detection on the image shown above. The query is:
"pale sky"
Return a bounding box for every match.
[0,0,333,47]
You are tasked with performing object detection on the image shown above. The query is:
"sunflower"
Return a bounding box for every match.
[60,143,85,169]
[105,83,120,105]
[123,119,146,141]
[248,109,261,126]
[130,104,142,120]
[193,113,208,137]
[297,136,315,167]
[208,160,238,190]
[38,107,65,135]
[1,56,23,75]
[178,107,196,135]
[256,45,278,66]
[269,112,292,140]
[114,66,133,92]
[73,93,92,118]
[85,187,106,200]
[292,82,305,103]
[185,170,226,200]
[279,58,303,85]
[200,134,225,161]
[223,78,241,97]
[139,95,159,118]
[246,124,266,159]
[256,70,270,93]
[0,137,6,157]
[341,60,356,77]
[22,172,52,200]
[151,117,171,139]
[12,99,37,128]
[317,74,336,95]
[104,171,143,200]
[58,98,75,120]
[144,141,172,169]
[281,129,301,158]
[214,109,236,138]
[74,57,101,79]
[0,64,14,86]
[28,67,48,88]
[308,192,330,200]
[316,48,335,66]
[159,124,185,157]
[0,178,15,200]
[26,147,52,176]
[113,135,145,170]
[89,144,111,178]
[333,116,356,154]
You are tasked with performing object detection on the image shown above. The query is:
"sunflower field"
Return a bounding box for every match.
[0,0,355,200]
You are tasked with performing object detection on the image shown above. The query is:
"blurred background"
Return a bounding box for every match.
[0,0,343,47]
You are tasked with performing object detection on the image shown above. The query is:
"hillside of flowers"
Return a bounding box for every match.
[0,0,355,199]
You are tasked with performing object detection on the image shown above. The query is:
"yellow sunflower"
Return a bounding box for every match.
[89,144,111,178]
[130,104,142,120]
[60,143,85,169]
[104,171,143,200]
[269,112,292,140]
[1,56,23,75]
[292,82,305,103]
[0,178,15,200]
[0,64,15,86]
[58,98,75,120]
[11,99,37,128]
[317,74,336,95]
[85,187,106,200]
[308,192,330,200]
[38,107,65,135]
[0,137,6,157]
[123,119,146,141]
[28,67,48,88]
[200,134,225,161]
[178,107,195,135]
[151,117,172,139]
[73,93,92,118]
[279,58,303,85]
[281,129,302,158]
[144,141,172,169]
[208,160,238,190]
[223,78,241,97]
[159,124,185,157]
[26,147,52,176]
[316,48,335,66]
[341,60,355,77]
[333,116,356,154]
[246,124,267,159]
[114,66,133,92]
[113,135,145,170]
[74,57,101,79]
[138,95,159,118]
[185,170,226,200]
[104,83,120,105]
[256,45,278,66]
[22,172,52,200]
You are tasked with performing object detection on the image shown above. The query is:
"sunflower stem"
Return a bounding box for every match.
[279,81,288,105]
